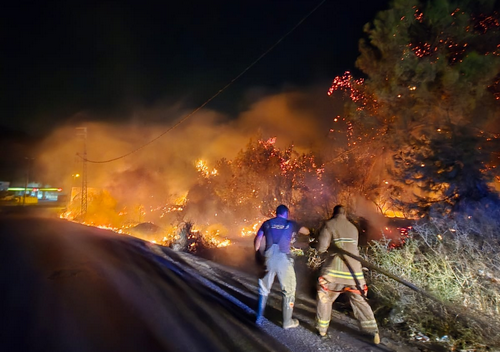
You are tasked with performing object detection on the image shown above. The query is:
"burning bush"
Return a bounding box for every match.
[365,216,500,350]
[167,222,230,253]
[63,188,123,227]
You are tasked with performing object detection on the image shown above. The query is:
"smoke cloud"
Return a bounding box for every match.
[35,88,341,230]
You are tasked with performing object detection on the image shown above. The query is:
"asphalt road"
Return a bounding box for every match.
[0,210,415,352]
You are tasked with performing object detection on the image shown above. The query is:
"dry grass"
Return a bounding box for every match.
[364,217,500,350]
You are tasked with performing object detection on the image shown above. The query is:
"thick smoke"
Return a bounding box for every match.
[35,88,341,233]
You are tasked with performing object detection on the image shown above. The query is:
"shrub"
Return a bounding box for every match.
[365,217,500,350]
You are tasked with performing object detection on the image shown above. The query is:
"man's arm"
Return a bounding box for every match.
[254,229,265,251]
[316,223,332,253]
[298,226,310,235]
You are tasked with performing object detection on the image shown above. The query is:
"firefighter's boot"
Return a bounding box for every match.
[255,295,267,325]
[282,296,299,329]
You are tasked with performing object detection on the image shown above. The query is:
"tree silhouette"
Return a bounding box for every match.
[335,0,500,216]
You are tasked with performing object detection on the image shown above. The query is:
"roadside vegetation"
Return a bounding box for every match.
[363,213,500,350]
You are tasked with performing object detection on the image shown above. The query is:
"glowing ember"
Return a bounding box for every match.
[327,71,366,105]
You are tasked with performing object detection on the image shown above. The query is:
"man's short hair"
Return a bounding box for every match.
[332,205,346,217]
[276,204,289,216]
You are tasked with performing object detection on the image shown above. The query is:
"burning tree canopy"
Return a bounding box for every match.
[329,0,500,217]
[60,131,395,245]
[185,137,333,230]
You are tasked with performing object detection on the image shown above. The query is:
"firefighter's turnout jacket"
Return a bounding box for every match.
[317,213,365,286]
[316,213,378,335]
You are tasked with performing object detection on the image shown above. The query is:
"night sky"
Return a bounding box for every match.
[0,0,391,182]
[1,0,389,135]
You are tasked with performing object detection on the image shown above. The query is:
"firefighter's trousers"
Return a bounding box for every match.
[259,244,296,299]
[316,282,378,335]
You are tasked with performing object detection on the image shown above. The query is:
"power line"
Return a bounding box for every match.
[83,0,328,164]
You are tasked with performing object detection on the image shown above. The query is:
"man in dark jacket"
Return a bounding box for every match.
[254,204,299,329]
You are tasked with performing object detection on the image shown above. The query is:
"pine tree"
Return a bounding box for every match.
[350,0,500,215]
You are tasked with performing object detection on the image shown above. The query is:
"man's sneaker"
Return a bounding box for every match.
[283,318,299,329]
[373,332,381,345]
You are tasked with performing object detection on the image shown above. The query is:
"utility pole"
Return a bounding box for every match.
[76,127,88,218]
[23,157,34,206]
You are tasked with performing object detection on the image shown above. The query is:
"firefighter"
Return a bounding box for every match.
[254,204,300,329]
[315,205,380,344]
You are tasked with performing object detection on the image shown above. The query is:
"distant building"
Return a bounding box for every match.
[0,182,10,191]
[7,185,63,202]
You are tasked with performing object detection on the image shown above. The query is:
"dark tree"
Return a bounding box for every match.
[341,0,500,216]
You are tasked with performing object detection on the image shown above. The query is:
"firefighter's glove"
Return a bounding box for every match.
[319,251,329,262]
